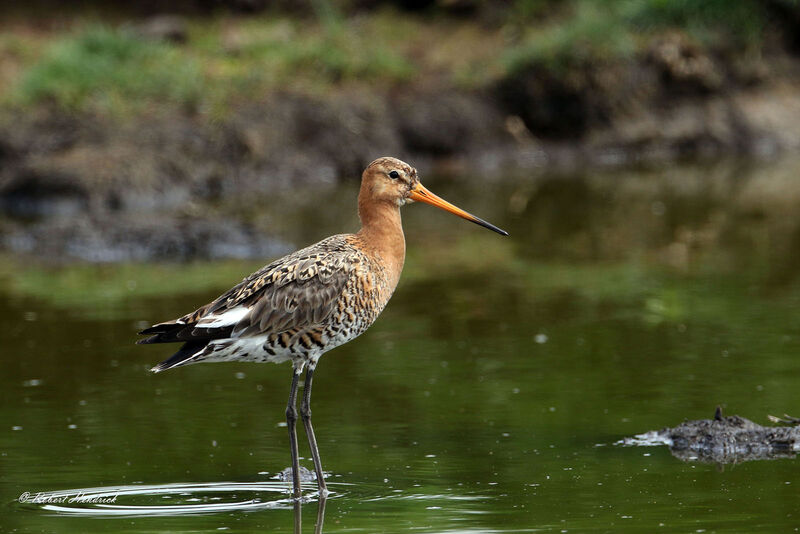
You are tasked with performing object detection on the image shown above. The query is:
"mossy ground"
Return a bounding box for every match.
[0,1,787,118]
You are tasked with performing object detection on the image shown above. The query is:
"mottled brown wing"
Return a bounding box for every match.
[138,235,361,344]
[226,248,359,337]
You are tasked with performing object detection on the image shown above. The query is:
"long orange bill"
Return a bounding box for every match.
[409,183,509,236]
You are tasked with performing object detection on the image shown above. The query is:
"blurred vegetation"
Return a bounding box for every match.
[14,27,203,113]
[4,11,419,116]
[1,0,797,116]
[503,0,783,73]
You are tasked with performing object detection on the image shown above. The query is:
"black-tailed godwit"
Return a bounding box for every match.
[138,157,507,498]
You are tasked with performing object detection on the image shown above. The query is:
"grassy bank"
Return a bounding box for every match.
[1,0,793,117]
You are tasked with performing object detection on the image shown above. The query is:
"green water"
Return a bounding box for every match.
[2,158,800,532]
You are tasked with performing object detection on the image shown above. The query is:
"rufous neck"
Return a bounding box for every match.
[356,196,406,281]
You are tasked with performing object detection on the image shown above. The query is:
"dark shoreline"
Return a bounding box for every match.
[3,42,800,262]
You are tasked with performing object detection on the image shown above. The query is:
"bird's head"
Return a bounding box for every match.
[362,156,419,208]
[361,156,508,236]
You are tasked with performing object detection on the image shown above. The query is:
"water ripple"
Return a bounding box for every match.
[16,481,335,517]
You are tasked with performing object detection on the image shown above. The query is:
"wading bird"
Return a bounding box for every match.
[138,157,507,499]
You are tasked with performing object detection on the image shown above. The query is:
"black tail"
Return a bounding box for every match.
[137,322,185,345]
[150,341,208,373]
[137,322,233,345]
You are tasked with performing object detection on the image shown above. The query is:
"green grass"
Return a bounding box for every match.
[503,0,775,75]
[2,1,790,114]
[504,1,637,73]
[13,26,203,114]
[8,15,416,116]
[210,16,415,84]
[622,0,768,42]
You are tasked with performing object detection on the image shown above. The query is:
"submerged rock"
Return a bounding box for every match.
[619,407,800,464]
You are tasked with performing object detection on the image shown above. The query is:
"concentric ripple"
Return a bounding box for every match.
[16,481,334,517]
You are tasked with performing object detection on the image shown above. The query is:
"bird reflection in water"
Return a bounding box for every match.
[293,494,327,534]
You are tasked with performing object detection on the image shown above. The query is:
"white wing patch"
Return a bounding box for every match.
[196,306,250,328]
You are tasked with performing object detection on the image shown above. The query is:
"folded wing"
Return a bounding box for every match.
[138,235,362,370]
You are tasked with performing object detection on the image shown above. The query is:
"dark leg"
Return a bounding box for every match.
[286,366,303,499]
[300,364,328,496]
[293,498,302,534]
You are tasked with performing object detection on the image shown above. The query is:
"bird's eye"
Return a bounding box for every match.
[388,170,400,180]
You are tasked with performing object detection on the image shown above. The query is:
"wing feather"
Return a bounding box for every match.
[138,234,362,345]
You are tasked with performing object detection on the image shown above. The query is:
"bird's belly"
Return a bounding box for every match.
[197,336,294,364]
[195,322,369,366]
